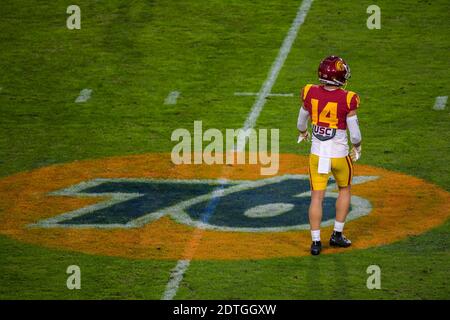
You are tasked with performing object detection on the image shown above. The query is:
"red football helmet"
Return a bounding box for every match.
[318,56,351,86]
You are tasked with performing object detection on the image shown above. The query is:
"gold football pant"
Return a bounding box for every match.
[308,154,353,191]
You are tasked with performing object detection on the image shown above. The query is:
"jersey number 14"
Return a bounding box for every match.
[311,99,338,129]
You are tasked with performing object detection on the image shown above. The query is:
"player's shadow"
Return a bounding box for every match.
[306,256,323,297]
[306,251,351,299]
[331,254,351,299]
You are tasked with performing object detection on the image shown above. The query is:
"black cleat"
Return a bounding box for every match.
[310,241,322,255]
[329,231,352,248]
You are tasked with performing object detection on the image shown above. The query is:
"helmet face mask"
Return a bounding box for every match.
[318,56,351,87]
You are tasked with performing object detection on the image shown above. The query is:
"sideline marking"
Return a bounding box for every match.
[234,92,294,97]
[75,89,92,103]
[163,0,314,299]
[237,0,313,151]
[433,96,448,110]
[162,183,226,300]
[164,91,180,105]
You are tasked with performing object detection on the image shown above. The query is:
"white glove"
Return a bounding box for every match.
[350,145,361,162]
[297,131,310,143]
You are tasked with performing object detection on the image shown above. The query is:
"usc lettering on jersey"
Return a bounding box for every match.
[300,84,360,159]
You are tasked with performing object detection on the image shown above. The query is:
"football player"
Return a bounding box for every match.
[297,56,362,255]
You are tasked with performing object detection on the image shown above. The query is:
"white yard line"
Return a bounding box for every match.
[161,185,225,300]
[164,90,180,105]
[162,259,191,300]
[161,0,313,300]
[241,0,313,132]
[75,88,92,103]
[433,96,448,110]
[237,0,313,150]
[234,92,294,97]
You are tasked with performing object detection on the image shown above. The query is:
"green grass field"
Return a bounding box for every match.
[0,0,449,299]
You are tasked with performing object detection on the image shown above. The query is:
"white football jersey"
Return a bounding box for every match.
[310,126,349,158]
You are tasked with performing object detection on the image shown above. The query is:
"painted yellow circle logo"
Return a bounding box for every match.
[0,153,449,260]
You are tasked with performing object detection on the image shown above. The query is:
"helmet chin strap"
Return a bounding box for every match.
[320,78,340,86]
[320,78,347,88]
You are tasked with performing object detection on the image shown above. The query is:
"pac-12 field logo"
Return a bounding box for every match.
[0,154,449,260]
